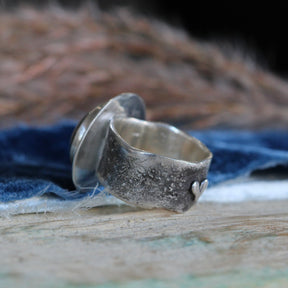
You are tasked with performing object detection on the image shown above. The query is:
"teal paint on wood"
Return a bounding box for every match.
[1,202,288,287]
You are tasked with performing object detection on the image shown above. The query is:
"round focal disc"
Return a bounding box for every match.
[71,93,146,192]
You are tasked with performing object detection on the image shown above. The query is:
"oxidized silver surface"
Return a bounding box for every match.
[70,93,212,212]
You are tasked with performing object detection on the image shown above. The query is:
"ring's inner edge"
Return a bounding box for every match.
[112,117,211,163]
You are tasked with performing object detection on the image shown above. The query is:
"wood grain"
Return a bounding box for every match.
[1,201,288,287]
[1,7,288,288]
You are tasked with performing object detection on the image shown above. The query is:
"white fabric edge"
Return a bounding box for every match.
[200,179,288,203]
[1,179,288,216]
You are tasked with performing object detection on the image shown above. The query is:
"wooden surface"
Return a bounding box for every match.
[1,201,288,287]
[1,6,288,288]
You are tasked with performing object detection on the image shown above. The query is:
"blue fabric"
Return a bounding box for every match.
[191,130,288,185]
[0,123,287,202]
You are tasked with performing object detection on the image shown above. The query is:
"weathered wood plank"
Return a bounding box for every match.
[1,201,288,287]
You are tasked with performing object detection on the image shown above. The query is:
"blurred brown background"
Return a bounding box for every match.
[0,1,288,129]
[4,0,288,76]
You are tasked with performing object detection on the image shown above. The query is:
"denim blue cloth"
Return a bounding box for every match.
[0,123,287,202]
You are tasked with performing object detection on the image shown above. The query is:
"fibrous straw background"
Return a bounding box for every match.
[0,6,288,128]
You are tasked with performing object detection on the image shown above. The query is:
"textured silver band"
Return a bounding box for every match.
[70,93,212,212]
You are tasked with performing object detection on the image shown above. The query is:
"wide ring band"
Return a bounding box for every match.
[70,93,212,212]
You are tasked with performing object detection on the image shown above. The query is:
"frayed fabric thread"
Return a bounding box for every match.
[0,187,123,217]
[0,123,288,215]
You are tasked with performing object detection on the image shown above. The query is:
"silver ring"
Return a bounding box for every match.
[70,93,212,212]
